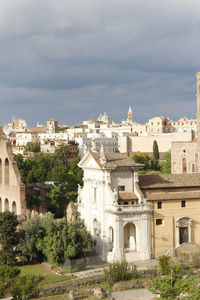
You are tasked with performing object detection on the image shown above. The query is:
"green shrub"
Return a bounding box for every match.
[103,261,137,286]
[149,276,177,299]
[0,265,21,297]
[11,275,40,300]
[158,255,171,275]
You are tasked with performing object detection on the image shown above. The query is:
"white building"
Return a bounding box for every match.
[78,149,151,262]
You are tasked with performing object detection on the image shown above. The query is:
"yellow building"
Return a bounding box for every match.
[139,173,200,257]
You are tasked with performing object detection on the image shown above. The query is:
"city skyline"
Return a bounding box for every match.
[0,0,199,126]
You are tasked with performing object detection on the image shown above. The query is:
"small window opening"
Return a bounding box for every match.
[181,200,186,207]
[156,219,163,226]
[157,201,162,209]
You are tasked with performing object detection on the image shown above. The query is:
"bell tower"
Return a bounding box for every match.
[196,72,200,172]
[127,106,133,123]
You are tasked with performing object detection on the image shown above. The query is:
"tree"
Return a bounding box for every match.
[0,212,19,265]
[18,215,45,263]
[0,265,20,297]
[160,151,171,174]
[132,153,151,170]
[153,140,159,160]
[26,142,41,153]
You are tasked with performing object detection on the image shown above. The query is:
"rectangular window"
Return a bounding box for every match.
[181,200,186,207]
[118,185,125,191]
[157,201,162,209]
[156,219,163,226]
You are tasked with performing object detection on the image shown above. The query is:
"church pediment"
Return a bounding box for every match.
[78,152,101,169]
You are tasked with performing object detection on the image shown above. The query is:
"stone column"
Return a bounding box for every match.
[113,216,124,261]
[141,213,151,260]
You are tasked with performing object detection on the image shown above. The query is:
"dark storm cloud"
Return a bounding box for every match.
[0,0,200,125]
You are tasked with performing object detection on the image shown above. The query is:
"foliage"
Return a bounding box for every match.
[18,215,45,263]
[26,141,41,153]
[158,255,171,275]
[104,261,137,286]
[149,275,177,299]
[0,265,20,297]
[11,275,40,300]
[42,214,92,264]
[153,140,159,160]
[159,151,171,174]
[18,213,92,265]
[149,274,200,300]
[14,150,83,217]
[132,153,151,170]
[191,251,200,269]
[0,212,19,265]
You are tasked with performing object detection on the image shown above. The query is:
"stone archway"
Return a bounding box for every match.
[5,198,9,211]
[5,158,9,185]
[124,222,136,251]
[12,201,17,214]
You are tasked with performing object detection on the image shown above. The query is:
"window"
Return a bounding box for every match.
[181,200,186,207]
[192,164,195,172]
[156,219,163,225]
[157,201,162,209]
[118,185,125,191]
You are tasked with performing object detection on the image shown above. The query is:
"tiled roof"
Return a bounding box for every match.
[118,192,138,200]
[144,191,200,200]
[90,151,143,169]
[139,173,200,189]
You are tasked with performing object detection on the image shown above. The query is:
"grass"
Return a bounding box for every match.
[19,264,71,286]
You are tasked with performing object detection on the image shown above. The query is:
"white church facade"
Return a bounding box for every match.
[78,148,151,262]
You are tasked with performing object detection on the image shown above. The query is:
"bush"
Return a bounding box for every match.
[158,255,171,275]
[104,261,137,286]
[0,265,21,297]
[149,276,177,299]
[11,275,40,300]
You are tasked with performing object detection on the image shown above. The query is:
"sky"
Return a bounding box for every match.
[0,0,200,126]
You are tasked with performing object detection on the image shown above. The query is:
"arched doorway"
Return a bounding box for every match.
[5,158,9,185]
[5,198,9,211]
[12,201,17,214]
[124,222,136,251]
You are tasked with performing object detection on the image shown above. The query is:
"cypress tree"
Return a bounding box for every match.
[153,140,159,160]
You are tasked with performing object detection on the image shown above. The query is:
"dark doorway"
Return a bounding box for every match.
[179,227,188,244]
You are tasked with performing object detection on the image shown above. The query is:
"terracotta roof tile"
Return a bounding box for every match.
[118,192,138,200]
[90,151,143,169]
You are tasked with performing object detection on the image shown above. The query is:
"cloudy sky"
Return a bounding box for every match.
[0,0,200,126]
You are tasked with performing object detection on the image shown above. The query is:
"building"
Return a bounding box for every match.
[0,140,49,218]
[78,150,151,262]
[171,73,200,174]
[119,131,193,154]
[78,149,200,262]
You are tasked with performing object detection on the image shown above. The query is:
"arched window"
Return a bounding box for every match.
[5,198,9,211]
[0,198,2,212]
[124,222,136,251]
[182,158,187,174]
[0,159,2,183]
[4,158,9,185]
[12,201,17,214]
